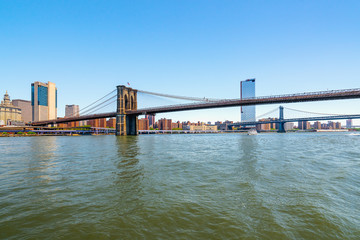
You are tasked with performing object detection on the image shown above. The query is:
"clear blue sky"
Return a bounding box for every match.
[1,0,360,123]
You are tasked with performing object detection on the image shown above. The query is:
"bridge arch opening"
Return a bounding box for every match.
[131,96,135,110]
[124,94,130,110]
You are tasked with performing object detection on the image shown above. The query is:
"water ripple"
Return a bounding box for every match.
[1,133,359,239]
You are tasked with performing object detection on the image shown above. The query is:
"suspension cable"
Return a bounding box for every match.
[137,89,225,102]
[84,99,117,116]
[66,89,117,118]
[283,107,346,116]
[79,94,117,116]
[256,107,279,119]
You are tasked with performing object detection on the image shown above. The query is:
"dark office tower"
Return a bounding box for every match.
[145,114,155,127]
[346,119,353,128]
[240,79,256,122]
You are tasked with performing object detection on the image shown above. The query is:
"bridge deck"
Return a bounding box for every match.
[128,88,360,115]
[31,88,360,126]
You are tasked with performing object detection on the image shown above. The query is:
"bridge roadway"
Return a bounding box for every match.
[127,88,360,115]
[31,88,360,126]
[31,112,118,126]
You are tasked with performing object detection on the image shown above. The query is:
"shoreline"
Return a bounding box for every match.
[0,130,354,137]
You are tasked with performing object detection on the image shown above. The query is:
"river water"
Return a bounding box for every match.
[0,133,359,239]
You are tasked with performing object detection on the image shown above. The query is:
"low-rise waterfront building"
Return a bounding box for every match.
[12,99,32,123]
[0,91,22,125]
[189,125,218,131]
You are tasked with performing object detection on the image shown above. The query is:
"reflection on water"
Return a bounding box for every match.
[27,137,59,184]
[113,136,146,216]
[0,133,360,239]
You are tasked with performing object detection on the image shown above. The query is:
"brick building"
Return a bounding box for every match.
[88,118,107,128]
[138,118,149,130]
[158,118,172,130]
[107,118,116,128]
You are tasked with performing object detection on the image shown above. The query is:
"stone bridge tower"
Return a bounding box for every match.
[116,85,138,136]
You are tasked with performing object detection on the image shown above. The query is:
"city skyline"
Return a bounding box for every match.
[1,1,360,123]
[2,81,359,127]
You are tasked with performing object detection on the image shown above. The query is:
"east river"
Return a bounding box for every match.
[0,133,359,239]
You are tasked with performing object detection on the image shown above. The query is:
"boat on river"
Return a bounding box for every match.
[247,128,258,135]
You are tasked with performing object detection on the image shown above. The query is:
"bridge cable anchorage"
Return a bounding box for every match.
[256,107,279,120]
[137,89,227,102]
[283,107,347,116]
[66,89,117,118]
[79,94,117,116]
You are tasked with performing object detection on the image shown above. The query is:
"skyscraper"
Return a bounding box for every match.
[240,79,256,122]
[31,81,57,121]
[145,114,155,127]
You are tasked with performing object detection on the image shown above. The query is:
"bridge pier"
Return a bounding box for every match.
[278,122,286,133]
[116,114,126,136]
[126,115,138,135]
[116,85,138,136]
[278,106,286,133]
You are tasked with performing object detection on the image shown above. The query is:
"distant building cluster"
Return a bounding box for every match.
[297,120,342,130]
[137,115,219,131]
[255,118,343,131]
[0,81,58,126]
[256,118,294,131]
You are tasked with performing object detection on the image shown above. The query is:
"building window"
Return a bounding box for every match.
[31,84,34,106]
[38,86,48,106]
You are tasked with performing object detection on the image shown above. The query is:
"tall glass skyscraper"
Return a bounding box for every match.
[240,79,256,122]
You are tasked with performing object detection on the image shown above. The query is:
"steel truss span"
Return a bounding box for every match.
[233,114,360,126]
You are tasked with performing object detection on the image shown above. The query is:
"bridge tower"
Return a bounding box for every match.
[278,105,286,133]
[116,85,138,136]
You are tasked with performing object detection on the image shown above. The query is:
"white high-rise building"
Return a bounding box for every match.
[31,81,57,122]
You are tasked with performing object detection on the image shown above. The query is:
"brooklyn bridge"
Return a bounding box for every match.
[30,85,360,135]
